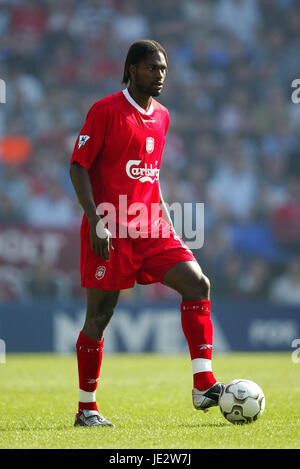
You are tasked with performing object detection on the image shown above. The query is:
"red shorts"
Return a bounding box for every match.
[80,217,196,291]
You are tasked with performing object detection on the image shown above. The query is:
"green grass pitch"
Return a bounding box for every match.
[0,352,299,449]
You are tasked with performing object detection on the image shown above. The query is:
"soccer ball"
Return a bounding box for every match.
[219,379,265,425]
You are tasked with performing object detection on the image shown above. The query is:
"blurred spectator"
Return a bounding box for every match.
[269,258,300,305]
[0,134,33,164]
[287,147,300,176]
[0,282,16,301]
[26,262,73,300]
[238,258,271,300]
[113,0,150,42]
[0,164,31,213]
[215,0,262,45]
[217,88,253,136]
[26,262,60,299]
[259,155,288,214]
[271,175,300,250]
[207,149,257,222]
[10,2,47,39]
[0,194,25,224]
[24,182,78,228]
[213,253,244,300]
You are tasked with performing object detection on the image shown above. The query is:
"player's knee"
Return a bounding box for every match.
[86,306,114,337]
[95,297,116,322]
[202,274,210,295]
[85,294,118,334]
[183,273,210,300]
[95,308,114,330]
[196,273,210,299]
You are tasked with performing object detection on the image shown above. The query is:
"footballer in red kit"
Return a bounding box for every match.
[70,39,224,427]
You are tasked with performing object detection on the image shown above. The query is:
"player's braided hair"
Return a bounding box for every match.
[122,39,168,85]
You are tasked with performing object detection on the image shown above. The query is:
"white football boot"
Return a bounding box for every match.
[192,382,225,412]
[74,409,115,427]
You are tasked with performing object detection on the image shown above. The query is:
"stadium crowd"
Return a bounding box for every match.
[0,0,300,304]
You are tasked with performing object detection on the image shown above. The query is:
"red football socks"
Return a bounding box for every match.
[181,300,217,391]
[76,331,104,412]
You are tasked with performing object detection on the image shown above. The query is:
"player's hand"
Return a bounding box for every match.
[89,218,114,261]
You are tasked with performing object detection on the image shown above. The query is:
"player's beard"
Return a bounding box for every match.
[135,73,162,97]
[150,88,161,97]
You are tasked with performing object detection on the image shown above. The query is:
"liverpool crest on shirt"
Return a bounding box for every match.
[146,137,154,154]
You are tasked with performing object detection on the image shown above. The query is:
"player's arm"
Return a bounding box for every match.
[159,183,174,230]
[70,162,112,261]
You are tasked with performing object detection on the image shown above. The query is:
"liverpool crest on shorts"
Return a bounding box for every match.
[95,266,106,280]
[146,137,154,154]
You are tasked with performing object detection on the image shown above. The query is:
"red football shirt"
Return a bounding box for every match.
[71,89,170,235]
